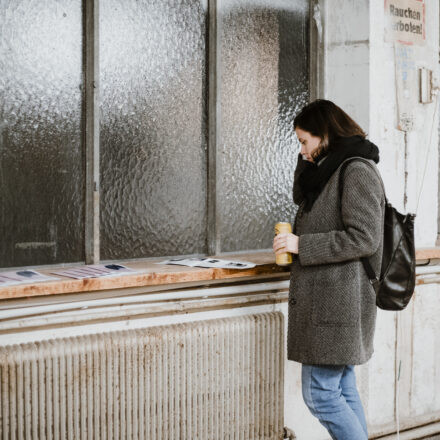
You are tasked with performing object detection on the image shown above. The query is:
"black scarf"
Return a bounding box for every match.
[297,135,380,212]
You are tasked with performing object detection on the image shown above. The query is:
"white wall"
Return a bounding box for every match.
[323,0,440,245]
[369,0,440,246]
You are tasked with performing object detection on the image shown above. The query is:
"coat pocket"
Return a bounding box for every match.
[311,281,359,327]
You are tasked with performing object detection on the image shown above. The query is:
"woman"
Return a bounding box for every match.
[273,99,385,440]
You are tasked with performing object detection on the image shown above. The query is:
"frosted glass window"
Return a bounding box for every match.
[0,1,84,268]
[0,1,309,268]
[218,0,309,252]
[100,0,208,260]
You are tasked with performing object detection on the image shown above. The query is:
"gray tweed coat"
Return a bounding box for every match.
[287,152,386,365]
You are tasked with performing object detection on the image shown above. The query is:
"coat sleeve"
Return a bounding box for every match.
[292,152,308,205]
[297,161,384,266]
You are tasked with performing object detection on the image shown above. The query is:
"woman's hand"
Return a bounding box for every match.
[273,233,299,255]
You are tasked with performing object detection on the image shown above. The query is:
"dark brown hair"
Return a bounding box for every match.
[293,99,367,161]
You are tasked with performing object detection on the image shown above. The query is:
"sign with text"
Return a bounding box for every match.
[385,0,425,45]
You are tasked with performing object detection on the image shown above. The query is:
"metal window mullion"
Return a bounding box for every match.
[207,0,221,256]
[309,0,326,101]
[84,0,100,264]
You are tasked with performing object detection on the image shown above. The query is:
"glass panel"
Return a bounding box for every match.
[219,0,309,252]
[0,1,84,267]
[100,0,207,260]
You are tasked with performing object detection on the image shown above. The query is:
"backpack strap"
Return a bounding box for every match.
[337,157,387,202]
[361,256,381,291]
[337,157,386,287]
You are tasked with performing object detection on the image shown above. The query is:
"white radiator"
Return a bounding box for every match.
[0,311,284,439]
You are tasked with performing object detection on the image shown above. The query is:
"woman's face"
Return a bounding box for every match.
[295,127,321,162]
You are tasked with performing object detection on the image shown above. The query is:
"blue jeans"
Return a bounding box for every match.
[301,364,368,440]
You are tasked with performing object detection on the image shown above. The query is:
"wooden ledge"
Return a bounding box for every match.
[414,247,440,261]
[0,247,439,301]
[0,252,289,301]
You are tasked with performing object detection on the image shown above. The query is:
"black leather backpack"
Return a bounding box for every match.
[338,157,416,311]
